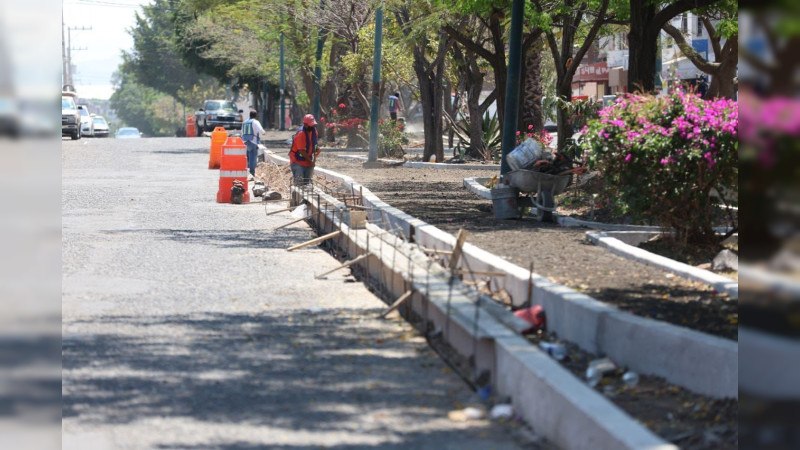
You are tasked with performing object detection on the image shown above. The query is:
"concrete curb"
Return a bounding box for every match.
[462,177,492,200]
[295,177,674,450]
[404,161,500,170]
[265,152,737,399]
[586,231,739,299]
[740,326,800,399]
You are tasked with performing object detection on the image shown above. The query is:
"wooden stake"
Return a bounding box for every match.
[314,253,368,279]
[275,216,309,230]
[422,247,453,256]
[526,262,534,308]
[267,207,293,215]
[449,229,469,273]
[380,290,414,318]
[286,230,341,251]
[457,270,507,277]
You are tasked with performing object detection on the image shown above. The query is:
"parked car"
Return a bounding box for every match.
[194,100,244,136]
[61,87,81,140]
[91,116,109,138]
[79,105,93,136]
[115,127,142,139]
[0,96,20,138]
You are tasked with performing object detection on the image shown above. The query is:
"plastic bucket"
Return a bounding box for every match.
[507,139,542,171]
[491,185,520,220]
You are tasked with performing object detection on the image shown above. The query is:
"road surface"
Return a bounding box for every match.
[62,136,527,449]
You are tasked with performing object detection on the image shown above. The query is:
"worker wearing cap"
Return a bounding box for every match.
[289,114,320,185]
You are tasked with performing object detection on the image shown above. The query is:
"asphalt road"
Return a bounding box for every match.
[61,136,525,449]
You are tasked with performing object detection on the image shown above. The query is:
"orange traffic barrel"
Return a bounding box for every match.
[186,115,197,138]
[217,137,250,203]
[208,127,228,169]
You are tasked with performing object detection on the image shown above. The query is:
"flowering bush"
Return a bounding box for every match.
[378,119,409,158]
[582,88,738,245]
[516,124,554,148]
[323,103,368,146]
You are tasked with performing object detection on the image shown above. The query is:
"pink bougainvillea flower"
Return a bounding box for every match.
[338,103,346,108]
[515,131,521,135]
[624,153,633,162]
[332,110,338,114]
[528,124,534,130]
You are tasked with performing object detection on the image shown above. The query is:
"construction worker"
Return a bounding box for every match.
[241,110,265,180]
[289,114,320,185]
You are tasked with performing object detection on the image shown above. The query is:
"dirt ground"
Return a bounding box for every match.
[273,154,737,341]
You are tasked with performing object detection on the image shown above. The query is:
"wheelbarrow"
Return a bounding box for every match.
[504,169,572,222]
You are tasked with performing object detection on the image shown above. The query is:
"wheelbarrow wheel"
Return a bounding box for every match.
[536,190,555,222]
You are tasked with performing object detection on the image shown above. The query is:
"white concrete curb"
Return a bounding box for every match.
[404,161,500,170]
[586,231,738,299]
[463,177,492,200]
[265,152,737,399]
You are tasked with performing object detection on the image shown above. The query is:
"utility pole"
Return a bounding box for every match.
[280,31,286,131]
[366,6,384,164]
[66,25,92,86]
[499,0,524,175]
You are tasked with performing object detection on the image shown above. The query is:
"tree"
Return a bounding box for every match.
[109,70,182,136]
[661,6,738,99]
[394,2,453,162]
[533,0,616,151]
[627,0,721,93]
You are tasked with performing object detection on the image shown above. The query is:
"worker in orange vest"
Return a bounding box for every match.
[289,114,320,185]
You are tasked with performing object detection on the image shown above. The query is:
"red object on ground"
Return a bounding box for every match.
[514,305,546,333]
[186,115,197,138]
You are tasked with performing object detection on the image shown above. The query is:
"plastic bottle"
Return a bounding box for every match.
[586,367,602,387]
[622,371,640,387]
[539,342,566,361]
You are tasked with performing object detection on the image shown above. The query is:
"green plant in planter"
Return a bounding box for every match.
[582,88,738,246]
[378,120,409,159]
[445,111,502,162]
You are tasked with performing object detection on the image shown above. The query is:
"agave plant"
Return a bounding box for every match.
[444,110,502,162]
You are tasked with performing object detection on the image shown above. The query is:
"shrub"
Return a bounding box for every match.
[582,88,738,245]
[378,119,408,158]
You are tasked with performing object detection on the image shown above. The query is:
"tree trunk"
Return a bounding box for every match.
[555,83,571,153]
[519,36,544,133]
[707,37,738,99]
[628,0,658,93]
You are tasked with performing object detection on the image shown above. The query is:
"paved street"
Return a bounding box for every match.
[61,137,523,449]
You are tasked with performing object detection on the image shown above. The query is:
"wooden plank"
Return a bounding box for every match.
[380,290,414,318]
[266,207,293,215]
[314,253,369,279]
[457,270,507,278]
[448,229,469,273]
[422,247,453,256]
[286,230,342,251]
[275,216,308,230]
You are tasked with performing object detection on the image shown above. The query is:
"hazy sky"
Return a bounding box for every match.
[63,0,151,99]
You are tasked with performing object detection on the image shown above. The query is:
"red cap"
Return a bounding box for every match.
[303,114,318,127]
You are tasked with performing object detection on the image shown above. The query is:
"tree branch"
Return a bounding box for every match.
[701,16,721,57]
[443,25,496,63]
[651,0,720,36]
[662,23,720,74]
[479,89,497,115]
[565,0,610,85]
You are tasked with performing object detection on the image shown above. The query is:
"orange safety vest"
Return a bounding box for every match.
[290,127,318,167]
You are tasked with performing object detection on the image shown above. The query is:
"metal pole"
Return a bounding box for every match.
[367,6,384,163]
[499,0,525,175]
[312,30,324,120]
[280,32,286,131]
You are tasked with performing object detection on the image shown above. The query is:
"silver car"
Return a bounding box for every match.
[115,127,142,139]
[91,116,109,138]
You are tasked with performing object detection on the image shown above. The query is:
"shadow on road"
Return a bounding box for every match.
[102,228,309,250]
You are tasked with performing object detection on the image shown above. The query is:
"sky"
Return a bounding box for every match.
[63,0,152,99]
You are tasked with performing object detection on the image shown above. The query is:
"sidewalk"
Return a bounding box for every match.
[61,137,526,449]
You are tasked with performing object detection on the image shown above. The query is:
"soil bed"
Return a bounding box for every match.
[528,331,737,449]
[292,155,737,341]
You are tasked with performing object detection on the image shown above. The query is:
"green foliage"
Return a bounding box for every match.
[582,89,738,244]
[378,120,409,158]
[109,70,183,137]
[447,111,502,162]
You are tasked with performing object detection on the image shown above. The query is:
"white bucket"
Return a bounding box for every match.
[507,138,542,171]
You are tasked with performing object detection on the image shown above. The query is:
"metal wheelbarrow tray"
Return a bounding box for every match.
[505,169,572,222]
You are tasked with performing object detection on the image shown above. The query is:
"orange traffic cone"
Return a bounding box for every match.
[208,127,228,169]
[217,137,250,203]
